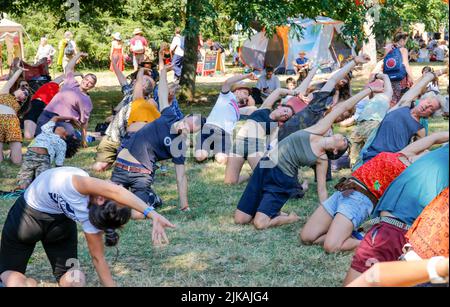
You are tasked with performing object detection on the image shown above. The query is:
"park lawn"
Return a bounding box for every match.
[0,63,448,287]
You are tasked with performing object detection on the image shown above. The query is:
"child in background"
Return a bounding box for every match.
[16,116,81,190]
[281,77,298,105]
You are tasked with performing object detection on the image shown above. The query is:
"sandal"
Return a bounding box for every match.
[180,206,191,212]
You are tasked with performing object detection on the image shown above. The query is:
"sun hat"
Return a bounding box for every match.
[133,28,143,35]
[112,32,122,41]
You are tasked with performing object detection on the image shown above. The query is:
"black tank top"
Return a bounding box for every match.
[248,108,277,135]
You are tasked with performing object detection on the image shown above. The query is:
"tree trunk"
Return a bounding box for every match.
[179,0,202,103]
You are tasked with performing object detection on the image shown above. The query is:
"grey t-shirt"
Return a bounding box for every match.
[270,130,318,177]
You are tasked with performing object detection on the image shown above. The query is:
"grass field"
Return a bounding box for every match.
[0,63,448,287]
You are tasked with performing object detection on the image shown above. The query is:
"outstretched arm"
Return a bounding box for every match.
[133,68,145,101]
[321,54,370,93]
[347,258,449,287]
[65,52,87,76]
[305,87,373,136]
[400,131,449,157]
[52,74,67,85]
[175,164,189,210]
[260,88,298,109]
[222,73,256,93]
[395,68,448,109]
[0,68,24,94]
[295,64,319,96]
[85,232,115,287]
[72,176,176,246]
[373,73,393,102]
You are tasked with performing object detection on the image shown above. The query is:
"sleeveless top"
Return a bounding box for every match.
[128,98,161,127]
[248,108,277,135]
[352,152,408,200]
[274,130,318,178]
[363,107,423,163]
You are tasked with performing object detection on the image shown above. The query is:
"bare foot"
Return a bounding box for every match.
[288,212,300,223]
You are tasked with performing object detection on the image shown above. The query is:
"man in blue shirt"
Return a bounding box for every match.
[344,144,449,285]
[111,56,205,212]
[293,51,309,75]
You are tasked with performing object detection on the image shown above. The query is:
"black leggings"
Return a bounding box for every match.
[0,196,78,282]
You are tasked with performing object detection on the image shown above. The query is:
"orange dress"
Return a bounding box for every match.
[110,44,124,72]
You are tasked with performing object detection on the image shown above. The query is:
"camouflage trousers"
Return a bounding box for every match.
[350,120,380,167]
[17,150,51,189]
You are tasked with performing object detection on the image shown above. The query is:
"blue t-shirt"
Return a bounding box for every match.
[363,107,423,163]
[373,144,449,225]
[296,57,309,65]
[126,108,186,170]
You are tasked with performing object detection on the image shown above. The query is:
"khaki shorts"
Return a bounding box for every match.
[233,136,266,159]
[95,136,121,164]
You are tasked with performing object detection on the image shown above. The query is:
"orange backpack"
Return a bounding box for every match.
[406,187,449,259]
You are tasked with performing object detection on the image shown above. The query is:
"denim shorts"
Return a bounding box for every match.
[322,190,373,229]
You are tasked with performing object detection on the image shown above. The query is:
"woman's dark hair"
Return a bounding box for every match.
[394,31,409,43]
[64,137,81,158]
[88,201,132,247]
[325,137,351,160]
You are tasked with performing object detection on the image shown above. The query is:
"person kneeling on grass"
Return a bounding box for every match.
[224,65,320,185]
[111,59,205,212]
[233,54,373,230]
[300,131,449,253]
[0,167,175,287]
[16,116,82,190]
[343,144,448,285]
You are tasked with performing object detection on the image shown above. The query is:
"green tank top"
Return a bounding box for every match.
[273,130,318,177]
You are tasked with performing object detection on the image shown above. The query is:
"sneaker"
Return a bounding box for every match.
[147,189,163,209]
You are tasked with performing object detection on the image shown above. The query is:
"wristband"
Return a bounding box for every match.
[143,206,155,219]
[427,256,448,284]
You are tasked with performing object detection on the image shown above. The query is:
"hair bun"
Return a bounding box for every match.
[104,229,120,247]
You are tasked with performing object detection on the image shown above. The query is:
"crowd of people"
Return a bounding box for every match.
[0,28,449,287]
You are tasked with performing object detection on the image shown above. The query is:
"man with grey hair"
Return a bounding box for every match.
[358,67,448,166]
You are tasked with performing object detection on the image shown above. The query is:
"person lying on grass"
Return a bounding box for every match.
[224,64,320,185]
[300,131,449,253]
[233,54,373,230]
[0,167,175,287]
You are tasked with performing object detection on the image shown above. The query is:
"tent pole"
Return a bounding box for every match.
[20,31,24,59]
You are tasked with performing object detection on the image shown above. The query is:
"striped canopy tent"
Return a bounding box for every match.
[240,17,355,74]
[0,18,25,69]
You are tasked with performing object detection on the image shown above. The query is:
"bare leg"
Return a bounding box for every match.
[344,268,362,286]
[323,213,361,253]
[253,211,300,230]
[0,271,38,287]
[9,142,23,165]
[24,120,37,140]
[224,155,245,184]
[59,269,86,287]
[234,209,253,225]
[300,205,333,244]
